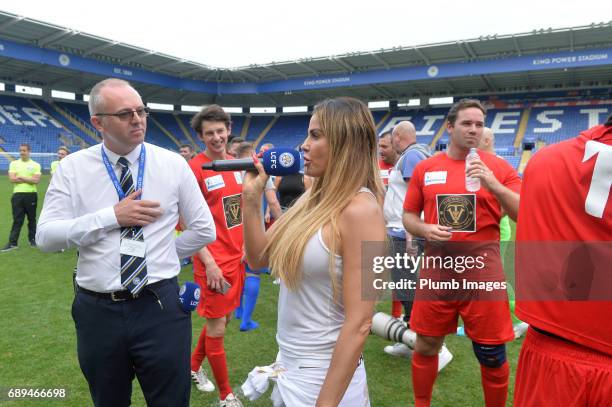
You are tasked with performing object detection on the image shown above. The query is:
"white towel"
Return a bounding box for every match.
[240,362,285,401]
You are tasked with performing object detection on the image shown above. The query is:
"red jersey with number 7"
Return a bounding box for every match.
[515,123,612,356]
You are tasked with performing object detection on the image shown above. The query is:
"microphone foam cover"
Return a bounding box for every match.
[179,281,201,312]
[262,148,301,176]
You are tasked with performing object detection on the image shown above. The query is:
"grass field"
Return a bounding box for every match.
[0,174,523,406]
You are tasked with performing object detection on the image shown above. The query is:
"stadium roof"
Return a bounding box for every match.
[1,10,611,107]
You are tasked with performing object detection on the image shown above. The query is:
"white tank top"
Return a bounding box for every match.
[276,188,375,361]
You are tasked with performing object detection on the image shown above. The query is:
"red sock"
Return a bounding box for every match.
[206,335,232,400]
[391,300,402,318]
[190,326,207,372]
[481,362,509,407]
[412,352,438,407]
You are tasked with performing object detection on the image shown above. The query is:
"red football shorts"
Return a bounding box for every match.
[194,260,245,319]
[410,299,514,344]
[514,327,612,406]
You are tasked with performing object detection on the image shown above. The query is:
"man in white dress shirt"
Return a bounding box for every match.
[36,78,216,407]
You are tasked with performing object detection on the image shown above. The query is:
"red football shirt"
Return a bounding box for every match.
[403,151,521,283]
[515,124,612,355]
[189,153,244,276]
[404,150,521,242]
[378,158,394,186]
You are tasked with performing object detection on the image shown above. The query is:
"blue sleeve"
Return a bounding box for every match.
[401,150,425,180]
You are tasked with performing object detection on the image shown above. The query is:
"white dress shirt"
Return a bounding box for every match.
[383,152,409,231]
[36,142,216,292]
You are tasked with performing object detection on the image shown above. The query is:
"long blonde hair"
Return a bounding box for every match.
[264,97,385,290]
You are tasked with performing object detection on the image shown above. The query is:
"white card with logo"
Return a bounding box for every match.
[120,239,146,258]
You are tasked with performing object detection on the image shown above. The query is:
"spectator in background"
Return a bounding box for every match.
[275,141,313,213]
[50,146,70,176]
[233,142,281,332]
[378,130,398,187]
[479,127,495,154]
[272,136,312,212]
[248,143,282,224]
[477,128,511,256]
[226,136,245,156]
[382,122,440,361]
[478,128,529,339]
[179,144,195,161]
[177,144,196,253]
[258,142,280,224]
[275,172,312,212]
[2,143,41,251]
[378,129,403,321]
[478,128,512,252]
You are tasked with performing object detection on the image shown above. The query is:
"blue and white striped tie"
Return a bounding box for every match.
[117,157,148,294]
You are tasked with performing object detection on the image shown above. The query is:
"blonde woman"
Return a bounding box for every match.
[242,97,386,407]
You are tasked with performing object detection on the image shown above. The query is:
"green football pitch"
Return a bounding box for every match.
[0,175,522,406]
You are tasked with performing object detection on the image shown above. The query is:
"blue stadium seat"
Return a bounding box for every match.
[525,104,612,145]
[2,95,609,172]
[260,115,309,148]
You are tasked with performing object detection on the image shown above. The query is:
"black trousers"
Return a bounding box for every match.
[389,235,424,325]
[72,278,191,407]
[9,192,37,245]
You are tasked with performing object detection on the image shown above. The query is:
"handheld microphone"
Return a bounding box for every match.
[202,147,301,176]
[179,281,200,312]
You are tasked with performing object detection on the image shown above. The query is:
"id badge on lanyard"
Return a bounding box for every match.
[120,237,146,257]
[102,145,147,257]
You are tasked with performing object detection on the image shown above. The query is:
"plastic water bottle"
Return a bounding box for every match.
[465,148,481,192]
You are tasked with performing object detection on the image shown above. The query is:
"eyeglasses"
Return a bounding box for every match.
[95,107,150,121]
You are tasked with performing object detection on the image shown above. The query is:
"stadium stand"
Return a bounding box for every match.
[32,100,98,147]
[54,101,102,144]
[229,116,245,140]
[371,110,390,129]
[2,92,611,172]
[244,115,275,141]
[150,113,190,147]
[523,101,612,146]
[260,114,309,148]
[174,114,203,150]
[379,108,449,147]
[0,95,73,170]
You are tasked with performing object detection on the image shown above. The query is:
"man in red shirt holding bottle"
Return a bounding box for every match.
[403,99,521,407]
